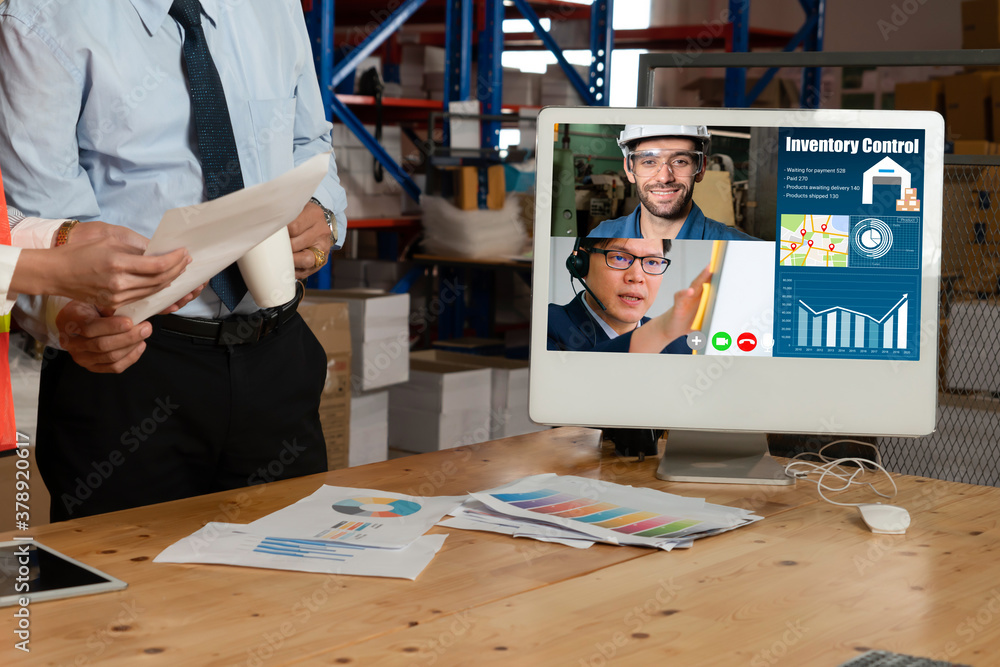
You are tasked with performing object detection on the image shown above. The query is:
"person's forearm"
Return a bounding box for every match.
[9,247,69,297]
[628,314,677,354]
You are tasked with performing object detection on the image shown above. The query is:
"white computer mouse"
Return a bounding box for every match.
[856,503,910,534]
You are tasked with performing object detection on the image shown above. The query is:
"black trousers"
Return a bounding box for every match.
[36,312,328,522]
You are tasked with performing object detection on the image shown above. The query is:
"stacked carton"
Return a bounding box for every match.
[331,123,406,219]
[962,0,1000,49]
[897,187,921,213]
[304,289,411,467]
[349,390,389,466]
[389,357,493,453]
[399,44,445,99]
[540,64,590,106]
[298,299,352,470]
[410,350,547,440]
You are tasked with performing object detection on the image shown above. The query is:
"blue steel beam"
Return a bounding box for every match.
[799,0,825,108]
[330,95,421,202]
[331,0,429,88]
[443,0,473,103]
[511,0,595,105]
[443,0,473,147]
[478,0,504,209]
[319,0,334,122]
[724,0,750,107]
[588,0,614,106]
[744,11,818,106]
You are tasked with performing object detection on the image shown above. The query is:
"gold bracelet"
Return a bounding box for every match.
[54,219,79,247]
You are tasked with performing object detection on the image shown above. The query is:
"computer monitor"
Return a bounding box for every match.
[529,107,943,485]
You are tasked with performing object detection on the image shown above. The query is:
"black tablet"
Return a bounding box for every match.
[0,540,127,606]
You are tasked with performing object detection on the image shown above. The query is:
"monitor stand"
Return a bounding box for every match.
[655,430,793,485]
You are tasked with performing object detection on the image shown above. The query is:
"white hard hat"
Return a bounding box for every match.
[617,124,711,157]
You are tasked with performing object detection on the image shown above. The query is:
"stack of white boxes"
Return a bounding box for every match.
[425,66,542,105]
[400,44,445,99]
[310,289,411,466]
[540,64,589,106]
[502,69,542,107]
[398,350,547,446]
[388,357,493,453]
[331,124,405,219]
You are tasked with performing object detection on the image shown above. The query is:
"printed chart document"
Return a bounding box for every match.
[154,523,447,580]
[116,153,330,323]
[245,485,466,549]
[453,474,761,550]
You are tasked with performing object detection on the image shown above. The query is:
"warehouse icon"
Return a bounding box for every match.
[862,156,911,205]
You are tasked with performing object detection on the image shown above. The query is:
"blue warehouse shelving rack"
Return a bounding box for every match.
[300,0,825,336]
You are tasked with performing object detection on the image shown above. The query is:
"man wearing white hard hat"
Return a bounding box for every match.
[588,124,757,240]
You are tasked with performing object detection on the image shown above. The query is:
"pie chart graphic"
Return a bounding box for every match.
[851,218,893,260]
[331,496,422,518]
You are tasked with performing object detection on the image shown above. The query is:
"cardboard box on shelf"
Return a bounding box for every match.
[487,164,506,210]
[298,299,352,470]
[941,165,993,277]
[894,80,944,113]
[951,140,1000,155]
[305,289,410,392]
[454,166,479,211]
[350,389,389,467]
[944,72,1000,141]
[962,0,1000,50]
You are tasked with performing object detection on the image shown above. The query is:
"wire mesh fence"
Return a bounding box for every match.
[878,160,1000,486]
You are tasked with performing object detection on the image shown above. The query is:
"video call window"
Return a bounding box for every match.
[547,123,926,362]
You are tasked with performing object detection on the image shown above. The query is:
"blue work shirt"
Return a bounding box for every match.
[588,203,758,240]
[0,0,348,329]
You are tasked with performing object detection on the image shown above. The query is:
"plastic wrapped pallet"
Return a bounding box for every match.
[419,194,527,258]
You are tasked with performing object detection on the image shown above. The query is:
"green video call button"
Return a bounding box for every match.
[712,332,732,351]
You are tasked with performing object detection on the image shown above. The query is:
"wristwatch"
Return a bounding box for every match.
[310,197,338,245]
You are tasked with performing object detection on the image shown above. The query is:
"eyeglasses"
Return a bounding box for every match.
[628,149,704,178]
[585,248,672,275]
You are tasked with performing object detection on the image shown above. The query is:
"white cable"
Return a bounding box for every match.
[784,440,899,507]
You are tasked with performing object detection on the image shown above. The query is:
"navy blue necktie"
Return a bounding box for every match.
[170,0,247,311]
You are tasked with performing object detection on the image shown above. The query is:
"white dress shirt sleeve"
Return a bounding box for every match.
[1,211,66,316]
[287,4,349,249]
[0,13,93,346]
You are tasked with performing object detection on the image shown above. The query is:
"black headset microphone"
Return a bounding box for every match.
[565,237,607,311]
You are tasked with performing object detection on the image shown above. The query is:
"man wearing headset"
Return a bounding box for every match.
[589,124,758,240]
[548,236,711,353]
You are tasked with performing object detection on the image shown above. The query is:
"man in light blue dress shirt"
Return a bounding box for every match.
[0,0,351,520]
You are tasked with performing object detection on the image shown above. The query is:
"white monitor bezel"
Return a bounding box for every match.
[529,106,944,437]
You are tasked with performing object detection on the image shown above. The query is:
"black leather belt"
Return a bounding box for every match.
[154,282,304,346]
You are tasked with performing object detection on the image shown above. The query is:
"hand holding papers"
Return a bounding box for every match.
[116,153,330,323]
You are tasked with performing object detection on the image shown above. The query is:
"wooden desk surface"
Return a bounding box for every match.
[4,428,999,666]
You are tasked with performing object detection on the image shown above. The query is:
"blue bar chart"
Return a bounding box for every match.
[774,269,919,359]
[796,294,908,350]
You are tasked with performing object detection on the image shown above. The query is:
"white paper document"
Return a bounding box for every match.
[116,153,330,323]
[456,474,761,551]
[245,485,466,549]
[154,523,447,580]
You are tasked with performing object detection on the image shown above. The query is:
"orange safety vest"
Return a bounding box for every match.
[0,165,16,451]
